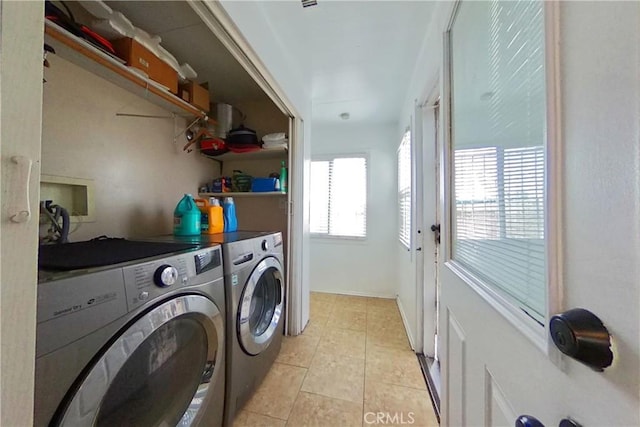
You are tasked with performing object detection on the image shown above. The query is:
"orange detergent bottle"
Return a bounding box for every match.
[195,197,224,234]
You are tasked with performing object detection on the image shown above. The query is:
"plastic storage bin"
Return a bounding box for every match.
[251,178,278,192]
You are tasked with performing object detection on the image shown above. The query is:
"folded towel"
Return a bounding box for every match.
[263,137,288,145]
[262,143,288,150]
[262,132,286,142]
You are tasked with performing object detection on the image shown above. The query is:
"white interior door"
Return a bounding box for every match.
[0,1,45,425]
[439,2,639,426]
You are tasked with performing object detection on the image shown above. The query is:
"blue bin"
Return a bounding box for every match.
[251,177,278,192]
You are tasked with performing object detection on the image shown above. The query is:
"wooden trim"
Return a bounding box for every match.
[543,0,565,366]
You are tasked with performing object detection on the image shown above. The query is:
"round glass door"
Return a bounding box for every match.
[57,295,223,427]
[238,257,284,355]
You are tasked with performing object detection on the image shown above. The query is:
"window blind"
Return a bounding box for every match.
[310,156,367,238]
[451,0,546,322]
[398,131,412,248]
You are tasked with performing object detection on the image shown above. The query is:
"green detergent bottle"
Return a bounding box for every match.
[174,194,201,236]
[280,160,287,194]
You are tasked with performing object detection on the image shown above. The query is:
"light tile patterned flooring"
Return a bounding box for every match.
[233,292,439,427]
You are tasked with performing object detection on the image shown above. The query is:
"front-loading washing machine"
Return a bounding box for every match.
[212,231,285,425]
[35,241,226,427]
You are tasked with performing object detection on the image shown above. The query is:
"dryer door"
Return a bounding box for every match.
[56,295,223,427]
[238,256,284,355]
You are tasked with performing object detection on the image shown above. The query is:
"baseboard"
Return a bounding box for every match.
[310,289,397,299]
[396,296,416,351]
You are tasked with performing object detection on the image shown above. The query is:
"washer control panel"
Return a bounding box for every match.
[122,246,222,311]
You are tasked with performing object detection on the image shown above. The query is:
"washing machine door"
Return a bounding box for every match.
[56,294,223,427]
[238,256,284,355]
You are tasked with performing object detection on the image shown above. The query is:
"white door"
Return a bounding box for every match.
[0,1,45,425]
[439,2,639,427]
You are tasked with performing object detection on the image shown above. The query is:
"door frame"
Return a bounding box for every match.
[191,0,308,335]
[416,86,442,358]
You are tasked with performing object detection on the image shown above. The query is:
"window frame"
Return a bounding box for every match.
[309,153,369,241]
[398,130,412,250]
[441,0,563,354]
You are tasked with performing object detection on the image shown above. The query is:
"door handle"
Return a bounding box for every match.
[515,416,582,427]
[549,308,613,371]
[516,415,544,427]
[559,419,582,427]
[9,156,33,223]
[430,224,441,244]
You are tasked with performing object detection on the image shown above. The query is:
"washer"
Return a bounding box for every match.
[34,244,226,427]
[213,231,285,425]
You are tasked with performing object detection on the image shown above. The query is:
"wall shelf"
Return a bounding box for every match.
[44,21,213,122]
[201,147,287,162]
[199,192,286,198]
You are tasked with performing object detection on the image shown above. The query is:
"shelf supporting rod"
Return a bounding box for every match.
[115,113,173,119]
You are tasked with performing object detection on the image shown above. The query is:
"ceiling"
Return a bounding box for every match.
[229,0,436,124]
[302,1,436,124]
[102,1,434,125]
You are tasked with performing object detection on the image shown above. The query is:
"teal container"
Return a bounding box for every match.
[223,197,238,232]
[280,161,287,194]
[174,194,201,236]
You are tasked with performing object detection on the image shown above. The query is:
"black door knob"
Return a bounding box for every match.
[549,308,613,371]
[559,418,582,427]
[430,224,441,244]
[516,415,544,427]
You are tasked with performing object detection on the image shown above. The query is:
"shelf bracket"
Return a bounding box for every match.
[201,153,223,168]
[174,116,202,145]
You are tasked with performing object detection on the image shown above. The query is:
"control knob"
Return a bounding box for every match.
[154,265,178,287]
[261,239,269,251]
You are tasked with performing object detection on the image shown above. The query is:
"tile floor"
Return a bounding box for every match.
[233,293,439,427]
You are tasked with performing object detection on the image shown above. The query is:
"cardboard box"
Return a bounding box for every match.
[179,81,210,112]
[112,38,178,94]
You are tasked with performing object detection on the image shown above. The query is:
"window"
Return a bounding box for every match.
[450,0,546,323]
[310,156,367,238]
[398,131,411,248]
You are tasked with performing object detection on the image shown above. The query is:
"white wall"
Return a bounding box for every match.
[41,55,217,241]
[310,123,397,298]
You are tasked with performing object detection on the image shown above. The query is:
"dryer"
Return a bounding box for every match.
[35,244,226,427]
[215,231,285,425]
